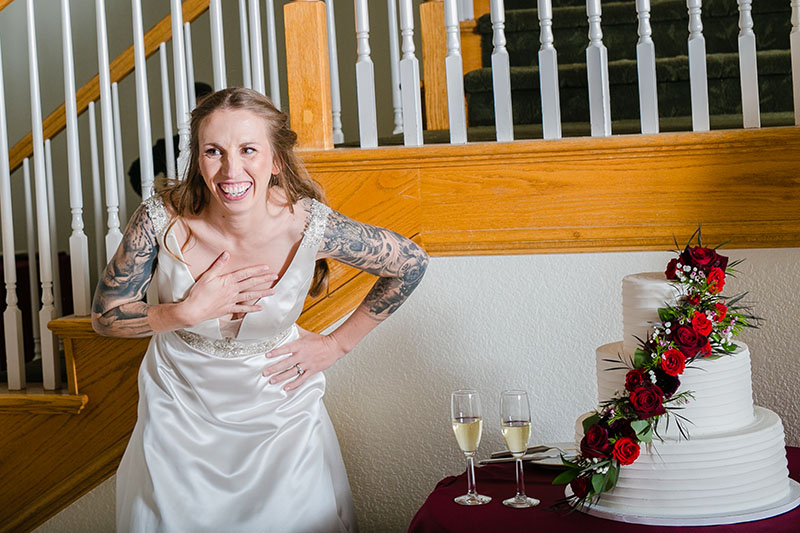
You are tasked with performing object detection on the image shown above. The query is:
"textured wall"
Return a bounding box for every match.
[37,248,800,532]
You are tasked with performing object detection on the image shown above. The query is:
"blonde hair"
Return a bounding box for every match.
[159,88,329,297]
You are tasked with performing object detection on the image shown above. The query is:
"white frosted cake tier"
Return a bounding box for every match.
[596,341,755,438]
[574,407,792,519]
[622,272,682,356]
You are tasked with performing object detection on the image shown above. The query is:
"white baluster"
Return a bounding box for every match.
[264,0,281,109]
[326,0,344,143]
[737,0,760,128]
[586,0,611,137]
[209,0,227,90]
[132,0,155,200]
[387,0,403,135]
[23,159,40,359]
[171,0,190,180]
[687,0,710,131]
[239,0,252,89]
[184,22,197,109]
[538,0,561,140]
[112,82,128,223]
[26,0,58,389]
[444,0,467,144]
[0,39,24,389]
[399,0,424,146]
[44,139,61,318]
[490,0,514,142]
[249,0,266,95]
[792,1,800,125]
[460,0,474,21]
[62,0,90,314]
[88,102,105,277]
[96,0,122,261]
[160,43,176,181]
[636,0,659,134]
[354,0,378,148]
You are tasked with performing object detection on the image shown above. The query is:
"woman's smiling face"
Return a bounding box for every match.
[198,108,280,213]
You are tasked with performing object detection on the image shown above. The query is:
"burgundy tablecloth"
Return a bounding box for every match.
[408,447,800,532]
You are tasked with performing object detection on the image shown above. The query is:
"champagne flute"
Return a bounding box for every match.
[451,390,491,505]
[500,390,539,508]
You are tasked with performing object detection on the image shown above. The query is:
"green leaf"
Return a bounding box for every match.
[630,420,648,434]
[582,413,601,433]
[633,349,649,368]
[552,469,580,485]
[604,465,617,491]
[657,308,671,322]
[639,425,654,443]
[592,473,606,494]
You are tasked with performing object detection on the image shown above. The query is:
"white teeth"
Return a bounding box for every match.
[219,183,251,197]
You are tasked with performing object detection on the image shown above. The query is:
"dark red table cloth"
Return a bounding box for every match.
[409,447,800,532]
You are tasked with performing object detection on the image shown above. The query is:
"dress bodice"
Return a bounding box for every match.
[143,195,330,343]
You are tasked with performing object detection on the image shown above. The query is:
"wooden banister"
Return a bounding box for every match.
[0,0,14,13]
[6,0,209,175]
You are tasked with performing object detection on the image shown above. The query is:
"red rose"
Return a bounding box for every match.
[714,303,728,322]
[680,246,729,272]
[691,312,713,336]
[700,340,712,357]
[686,293,702,305]
[707,268,725,294]
[655,370,680,398]
[609,418,636,440]
[665,258,679,280]
[570,475,591,499]
[629,382,666,419]
[612,437,641,465]
[580,424,611,458]
[671,324,708,358]
[660,349,686,376]
[625,369,647,392]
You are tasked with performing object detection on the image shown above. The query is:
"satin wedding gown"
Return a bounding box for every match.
[116,196,357,533]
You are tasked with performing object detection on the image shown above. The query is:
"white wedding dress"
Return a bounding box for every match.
[116,196,357,533]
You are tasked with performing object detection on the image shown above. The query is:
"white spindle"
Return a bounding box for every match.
[792,1,800,125]
[171,0,191,180]
[44,139,62,318]
[132,0,155,199]
[399,0,424,146]
[737,0,760,128]
[239,0,252,89]
[184,22,197,109]
[687,0,710,131]
[0,39,24,389]
[88,102,105,276]
[586,0,611,137]
[112,82,128,223]
[354,0,378,148]
[444,0,467,144]
[26,0,58,389]
[209,0,227,90]
[96,0,122,261]
[636,0,659,134]
[537,0,561,140]
[459,0,474,21]
[62,0,90,314]
[490,0,514,142]
[264,0,280,109]
[387,0,403,135]
[159,43,176,181]
[248,0,266,95]
[326,0,344,144]
[23,159,40,359]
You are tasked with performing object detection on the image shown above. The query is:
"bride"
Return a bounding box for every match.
[92,87,428,532]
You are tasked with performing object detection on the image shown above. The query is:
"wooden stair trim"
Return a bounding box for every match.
[0,0,13,13]
[0,385,87,414]
[7,0,210,175]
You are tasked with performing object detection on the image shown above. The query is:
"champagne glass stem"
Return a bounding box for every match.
[515,457,526,499]
[466,454,478,496]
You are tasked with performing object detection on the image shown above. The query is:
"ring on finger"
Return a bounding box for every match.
[295,363,305,376]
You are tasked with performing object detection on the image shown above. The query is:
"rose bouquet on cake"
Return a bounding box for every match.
[553,229,757,507]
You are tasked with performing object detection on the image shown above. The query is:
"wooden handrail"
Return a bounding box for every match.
[0,0,13,13]
[6,0,209,175]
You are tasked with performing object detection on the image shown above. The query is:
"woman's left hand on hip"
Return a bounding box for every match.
[261,327,347,391]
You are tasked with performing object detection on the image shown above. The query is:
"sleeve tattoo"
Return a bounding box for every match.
[91,204,159,337]
[319,209,429,321]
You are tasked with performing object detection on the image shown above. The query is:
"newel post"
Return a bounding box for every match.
[284,0,332,150]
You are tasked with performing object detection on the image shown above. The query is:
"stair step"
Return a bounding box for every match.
[464,49,792,126]
[477,0,791,67]
[0,384,88,414]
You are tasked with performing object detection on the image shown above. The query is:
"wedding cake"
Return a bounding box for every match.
[570,270,799,525]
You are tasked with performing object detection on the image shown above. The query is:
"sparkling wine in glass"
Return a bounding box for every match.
[500,390,539,508]
[451,390,491,505]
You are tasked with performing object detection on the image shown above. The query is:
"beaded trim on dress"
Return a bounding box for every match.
[175,326,293,358]
[303,199,331,249]
[143,195,168,237]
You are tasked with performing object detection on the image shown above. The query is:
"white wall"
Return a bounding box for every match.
[36,249,800,532]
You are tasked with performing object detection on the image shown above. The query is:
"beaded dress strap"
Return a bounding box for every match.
[301,199,331,249]
[142,195,169,238]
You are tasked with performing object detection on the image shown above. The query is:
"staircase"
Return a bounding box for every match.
[465,0,794,136]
